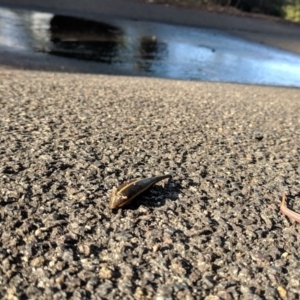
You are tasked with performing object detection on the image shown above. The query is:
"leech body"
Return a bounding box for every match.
[280,193,300,223]
[110,174,172,209]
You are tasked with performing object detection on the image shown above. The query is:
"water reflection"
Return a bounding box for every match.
[0,7,300,87]
[135,36,168,72]
[48,15,124,64]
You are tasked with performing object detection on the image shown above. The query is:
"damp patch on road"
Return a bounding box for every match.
[0,7,300,87]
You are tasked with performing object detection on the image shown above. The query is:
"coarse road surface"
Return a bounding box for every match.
[1,1,300,299]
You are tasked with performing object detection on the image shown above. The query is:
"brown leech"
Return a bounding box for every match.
[280,193,300,223]
[110,174,172,209]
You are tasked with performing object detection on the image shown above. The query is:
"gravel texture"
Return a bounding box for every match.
[0,70,300,299]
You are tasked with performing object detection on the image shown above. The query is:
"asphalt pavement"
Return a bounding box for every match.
[1,69,300,299]
[1,1,300,299]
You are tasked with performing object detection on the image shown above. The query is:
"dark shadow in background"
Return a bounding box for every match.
[49,15,123,64]
[48,15,168,73]
[0,10,168,77]
[135,36,168,73]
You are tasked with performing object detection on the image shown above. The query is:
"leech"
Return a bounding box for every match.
[109,174,172,209]
[280,193,300,223]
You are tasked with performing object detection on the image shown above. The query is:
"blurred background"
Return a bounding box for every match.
[0,0,300,86]
[141,0,300,22]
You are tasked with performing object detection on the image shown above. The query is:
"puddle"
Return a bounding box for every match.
[0,7,300,87]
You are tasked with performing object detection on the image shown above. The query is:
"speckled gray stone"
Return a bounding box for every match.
[0,69,300,299]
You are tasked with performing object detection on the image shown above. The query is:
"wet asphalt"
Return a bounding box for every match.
[1,69,300,299]
[1,8,300,87]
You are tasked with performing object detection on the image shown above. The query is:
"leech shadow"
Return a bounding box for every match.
[286,192,300,207]
[120,178,182,210]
